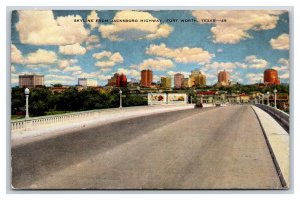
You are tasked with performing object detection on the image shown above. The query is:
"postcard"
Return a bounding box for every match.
[10,9,290,189]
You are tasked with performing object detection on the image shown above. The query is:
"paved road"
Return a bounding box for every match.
[11,105,282,189]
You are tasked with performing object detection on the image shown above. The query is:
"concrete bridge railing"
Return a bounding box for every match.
[11,108,118,132]
[11,104,194,132]
[255,104,289,131]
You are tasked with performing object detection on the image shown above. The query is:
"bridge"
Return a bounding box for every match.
[11,104,289,189]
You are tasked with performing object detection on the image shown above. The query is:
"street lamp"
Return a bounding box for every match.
[267,91,270,106]
[119,90,122,108]
[25,88,30,119]
[274,89,277,108]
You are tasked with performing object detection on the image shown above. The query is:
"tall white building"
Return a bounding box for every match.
[78,78,97,87]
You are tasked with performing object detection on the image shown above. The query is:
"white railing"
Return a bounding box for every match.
[11,108,115,131]
[255,104,289,130]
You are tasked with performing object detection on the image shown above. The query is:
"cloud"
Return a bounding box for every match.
[278,58,289,66]
[11,45,57,65]
[273,65,289,71]
[270,33,289,50]
[11,44,24,63]
[59,43,87,55]
[230,72,244,83]
[20,49,57,65]
[167,70,190,77]
[116,68,140,78]
[93,51,112,59]
[63,65,82,72]
[25,64,50,69]
[153,75,160,82]
[130,58,174,71]
[86,44,101,51]
[49,68,61,73]
[73,71,111,81]
[246,73,263,83]
[46,74,75,80]
[95,61,116,68]
[93,51,124,69]
[192,10,284,44]
[45,74,76,85]
[273,58,289,72]
[87,10,99,29]
[98,10,173,41]
[244,55,268,69]
[85,35,101,51]
[11,65,16,73]
[217,48,223,53]
[146,43,214,64]
[58,59,78,69]
[145,24,174,39]
[86,35,100,43]
[11,74,21,84]
[16,10,89,45]
[25,49,57,64]
[279,72,289,79]
[204,61,246,72]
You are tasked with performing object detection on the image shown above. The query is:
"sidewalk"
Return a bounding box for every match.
[11,104,196,147]
[251,105,289,188]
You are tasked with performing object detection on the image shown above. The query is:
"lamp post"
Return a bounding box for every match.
[274,89,277,108]
[119,90,122,108]
[25,88,30,119]
[267,91,270,106]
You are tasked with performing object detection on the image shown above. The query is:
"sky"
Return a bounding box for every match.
[10,10,290,86]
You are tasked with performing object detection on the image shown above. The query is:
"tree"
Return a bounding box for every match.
[29,88,52,116]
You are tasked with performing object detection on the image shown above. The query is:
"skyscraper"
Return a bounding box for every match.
[174,73,184,88]
[264,69,280,85]
[218,70,230,86]
[161,76,172,88]
[195,73,206,86]
[190,70,206,87]
[117,73,127,87]
[141,69,153,87]
[107,73,127,87]
[19,74,44,88]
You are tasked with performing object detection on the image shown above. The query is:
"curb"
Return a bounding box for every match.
[251,105,289,189]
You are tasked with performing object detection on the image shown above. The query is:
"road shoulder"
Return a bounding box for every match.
[251,105,289,189]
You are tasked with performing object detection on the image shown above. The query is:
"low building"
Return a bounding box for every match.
[49,86,70,93]
[239,94,250,103]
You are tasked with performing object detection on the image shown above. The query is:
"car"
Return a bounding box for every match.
[215,103,221,107]
[194,102,203,108]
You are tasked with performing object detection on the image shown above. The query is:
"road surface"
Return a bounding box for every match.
[11,105,282,189]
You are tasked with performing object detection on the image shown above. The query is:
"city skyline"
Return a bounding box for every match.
[11,10,290,87]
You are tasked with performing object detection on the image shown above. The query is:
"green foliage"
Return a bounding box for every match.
[11,84,289,117]
[123,94,147,107]
[11,87,25,114]
[11,87,148,117]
